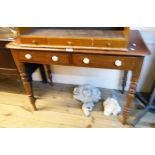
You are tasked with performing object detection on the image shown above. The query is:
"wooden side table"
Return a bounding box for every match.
[6,30,150,124]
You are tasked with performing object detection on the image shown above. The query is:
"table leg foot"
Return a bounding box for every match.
[29,96,37,111]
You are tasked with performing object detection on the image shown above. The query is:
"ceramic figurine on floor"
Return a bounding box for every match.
[73,84,101,117]
[103,91,122,116]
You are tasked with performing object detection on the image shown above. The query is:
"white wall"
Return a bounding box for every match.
[33,27,155,92]
[133,27,155,92]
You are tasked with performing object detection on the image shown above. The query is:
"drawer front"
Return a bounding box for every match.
[20,37,48,45]
[72,54,136,70]
[48,38,92,47]
[19,37,127,49]
[16,50,70,65]
[93,39,127,48]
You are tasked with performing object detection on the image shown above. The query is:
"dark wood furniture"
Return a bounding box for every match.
[0,40,19,77]
[7,30,150,124]
[0,28,18,76]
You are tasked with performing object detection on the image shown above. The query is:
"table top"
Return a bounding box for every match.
[23,28,125,39]
[6,30,150,57]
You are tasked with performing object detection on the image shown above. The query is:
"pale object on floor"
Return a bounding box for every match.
[73,84,101,116]
[82,102,95,117]
[103,98,122,116]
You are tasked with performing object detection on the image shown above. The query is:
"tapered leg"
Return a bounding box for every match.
[121,71,128,94]
[39,65,48,83]
[45,64,53,86]
[17,62,37,111]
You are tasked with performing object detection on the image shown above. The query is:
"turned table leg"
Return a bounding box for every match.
[45,64,53,86]
[122,58,144,124]
[121,71,128,94]
[122,78,137,124]
[17,62,37,111]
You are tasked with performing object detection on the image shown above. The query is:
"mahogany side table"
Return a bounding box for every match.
[6,30,150,124]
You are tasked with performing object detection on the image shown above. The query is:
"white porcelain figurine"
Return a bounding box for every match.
[73,84,101,117]
[103,98,121,116]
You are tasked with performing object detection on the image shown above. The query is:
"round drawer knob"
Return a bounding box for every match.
[115,60,122,67]
[67,41,73,45]
[106,42,112,47]
[52,56,59,62]
[83,58,90,64]
[25,54,32,60]
[32,40,37,44]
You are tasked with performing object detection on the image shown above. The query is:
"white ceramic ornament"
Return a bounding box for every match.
[103,98,121,116]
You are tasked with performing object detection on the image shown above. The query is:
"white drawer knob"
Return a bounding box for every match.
[52,56,59,62]
[115,60,122,67]
[106,42,112,47]
[25,54,32,60]
[83,58,90,64]
[32,40,37,44]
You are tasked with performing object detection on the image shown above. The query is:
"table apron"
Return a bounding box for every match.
[12,50,142,71]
